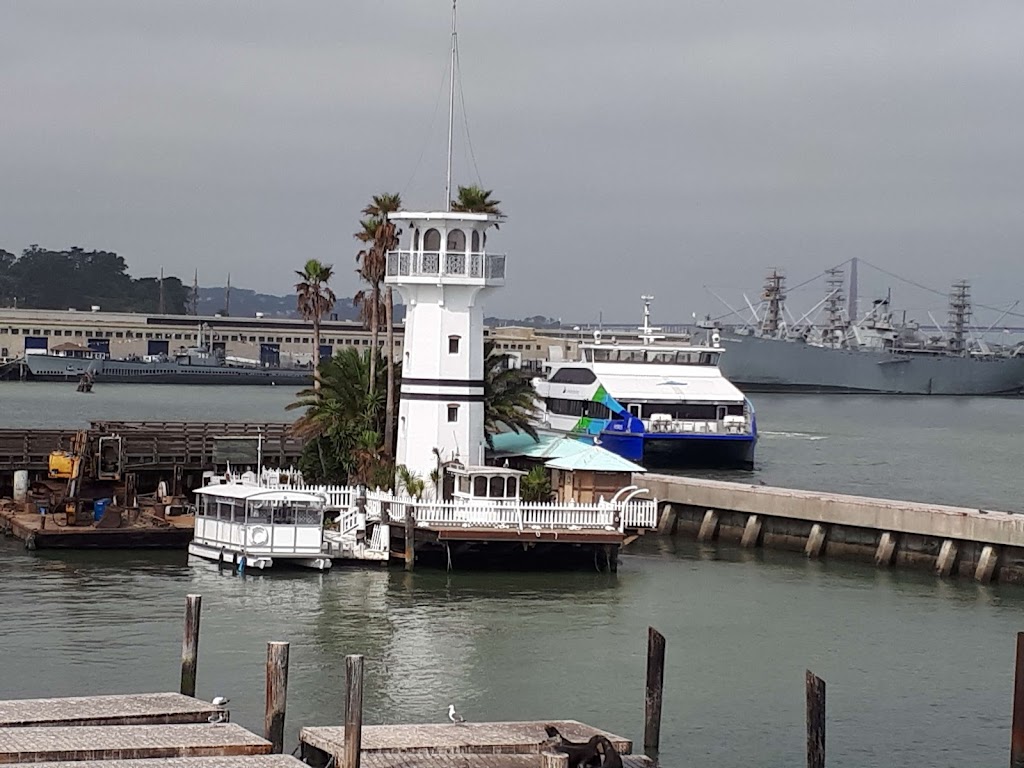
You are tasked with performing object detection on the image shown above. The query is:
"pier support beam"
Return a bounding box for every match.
[697,510,719,543]
[740,514,762,549]
[265,641,290,754]
[343,654,364,768]
[805,524,827,559]
[180,594,202,697]
[975,544,998,583]
[874,532,897,567]
[644,627,666,757]
[935,539,959,577]
[656,503,678,535]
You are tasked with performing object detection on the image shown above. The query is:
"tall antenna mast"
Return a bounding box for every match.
[445,0,457,212]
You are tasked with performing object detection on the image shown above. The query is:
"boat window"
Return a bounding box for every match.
[586,401,611,420]
[546,398,585,417]
[506,476,518,498]
[489,476,505,497]
[295,505,320,525]
[459,476,470,494]
[276,504,296,525]
[447,228,466,252]
[473,476,487,497]
[423,228,441,251]
[248,503,272,524]
[549,367,596,385]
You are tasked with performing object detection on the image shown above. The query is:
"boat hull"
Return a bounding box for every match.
[719,334,1024,395]
[565,428,756,471]
[21,355,312,386]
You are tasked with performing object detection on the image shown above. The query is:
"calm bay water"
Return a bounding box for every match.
[0,382,1021,765]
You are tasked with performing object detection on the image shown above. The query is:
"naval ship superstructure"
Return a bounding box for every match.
[715,268,1024,395]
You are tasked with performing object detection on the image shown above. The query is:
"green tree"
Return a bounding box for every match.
[355,193,402,457]
[520,465,553,502]
[451,185,503,219]
[483,340,539,448]
[287,347,398,485]
[294,259,336,393]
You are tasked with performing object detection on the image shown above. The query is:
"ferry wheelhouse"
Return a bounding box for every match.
[532,297,757,469]
[188,484,332,571]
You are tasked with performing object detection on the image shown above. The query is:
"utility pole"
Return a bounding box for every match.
[191,270,199,316]
[158,267,165,314]
[225,273,231,317]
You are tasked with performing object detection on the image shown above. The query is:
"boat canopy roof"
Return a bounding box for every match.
[195,484,324,504]
[593,364,745,403]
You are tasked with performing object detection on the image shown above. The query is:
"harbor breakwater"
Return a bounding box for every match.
[643,473,1024,584]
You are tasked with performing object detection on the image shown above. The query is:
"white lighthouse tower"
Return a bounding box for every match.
[385,212,505,482]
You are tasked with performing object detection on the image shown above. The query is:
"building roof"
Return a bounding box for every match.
[489,430,646,473]
[51,342,92,352]
[545,445,647,473]
[194,484,324,504]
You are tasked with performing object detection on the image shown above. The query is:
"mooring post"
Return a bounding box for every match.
[265,641,290,754]
[404,506,415,572]
[644,626,666,756]
[173,464,184,497]
[343,654,364,768]
[125,472,138,508]
[1012,632,1024,768]
[806,670,826,768]
[541,751,569,768]
[180,593,202,697]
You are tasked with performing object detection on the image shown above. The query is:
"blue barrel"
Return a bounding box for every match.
[93,498,111,521]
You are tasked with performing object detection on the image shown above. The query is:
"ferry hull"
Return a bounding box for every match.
[719,334,1024,396]
[582,430,756,471]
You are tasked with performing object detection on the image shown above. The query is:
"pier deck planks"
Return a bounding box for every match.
[0,693,219,728]
[0,723,271,764]
[301,720,632,757]
[24,759,306,768]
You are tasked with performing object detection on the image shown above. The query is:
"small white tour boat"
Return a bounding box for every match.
[188,483,332,571]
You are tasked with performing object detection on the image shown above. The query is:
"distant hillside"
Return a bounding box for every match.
[197,286,405,322]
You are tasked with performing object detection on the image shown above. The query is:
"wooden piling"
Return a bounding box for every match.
[644,627,666,757]
[343,654,364,768]
[1012,632,1024,768]
[805,670,825,768]
[125,473,138,509]
[180,594,202,697]
[264,642,290,754]
[541,751,569,768]
[404,508,415,572]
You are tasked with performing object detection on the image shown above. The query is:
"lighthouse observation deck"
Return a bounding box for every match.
[386,250,505,283]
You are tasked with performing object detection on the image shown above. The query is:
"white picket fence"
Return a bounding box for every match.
[257,468,658,533]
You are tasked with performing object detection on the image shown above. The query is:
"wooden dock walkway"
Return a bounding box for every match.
[0,723,270,764]
[0,692,219,727]
[25,760,305,768]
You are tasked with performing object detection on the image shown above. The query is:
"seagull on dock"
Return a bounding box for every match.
[447,704,466,724]
[212,696,230,707]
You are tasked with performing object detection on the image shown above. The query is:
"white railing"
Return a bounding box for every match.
[386,250,506,280]
[368,524,388,553]
[235,471,658,532]
[643,417,752,435]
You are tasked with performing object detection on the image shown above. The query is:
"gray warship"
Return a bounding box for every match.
[714,267,1024,396]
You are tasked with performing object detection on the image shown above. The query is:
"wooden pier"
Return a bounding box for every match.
[0,596,665,768]
[0,421,302,489]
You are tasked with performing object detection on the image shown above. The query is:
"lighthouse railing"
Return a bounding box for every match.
[386,250,506,280]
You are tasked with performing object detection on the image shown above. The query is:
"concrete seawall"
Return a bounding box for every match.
[638,473,1024,584]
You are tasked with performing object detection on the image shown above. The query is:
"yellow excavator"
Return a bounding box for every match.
[47,430,91,522]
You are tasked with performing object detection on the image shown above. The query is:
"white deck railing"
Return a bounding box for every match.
[254,469,658,533]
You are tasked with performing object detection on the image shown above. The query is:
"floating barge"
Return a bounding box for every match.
[0,503,194,550]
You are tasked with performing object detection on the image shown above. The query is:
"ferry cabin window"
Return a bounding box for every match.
[489,476,505,497]
[447,404,459,422]
[449,336,460,354]
[473,476,487,497]
[459,476,471,494]
[549,367,596,385]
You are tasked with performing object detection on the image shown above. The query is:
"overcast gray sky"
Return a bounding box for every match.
[2,1,1022,323]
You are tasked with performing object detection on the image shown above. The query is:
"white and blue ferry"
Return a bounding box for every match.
[532,297,757,469]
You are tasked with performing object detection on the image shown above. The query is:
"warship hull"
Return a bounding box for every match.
[21,354,312,386]
[719,334,1024,396]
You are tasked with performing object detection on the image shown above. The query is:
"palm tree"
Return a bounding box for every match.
[356,193,402,456]
[482,341,539,448]
[294,259,336,393]
[286,347,397,483]
[451,185,503,219]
